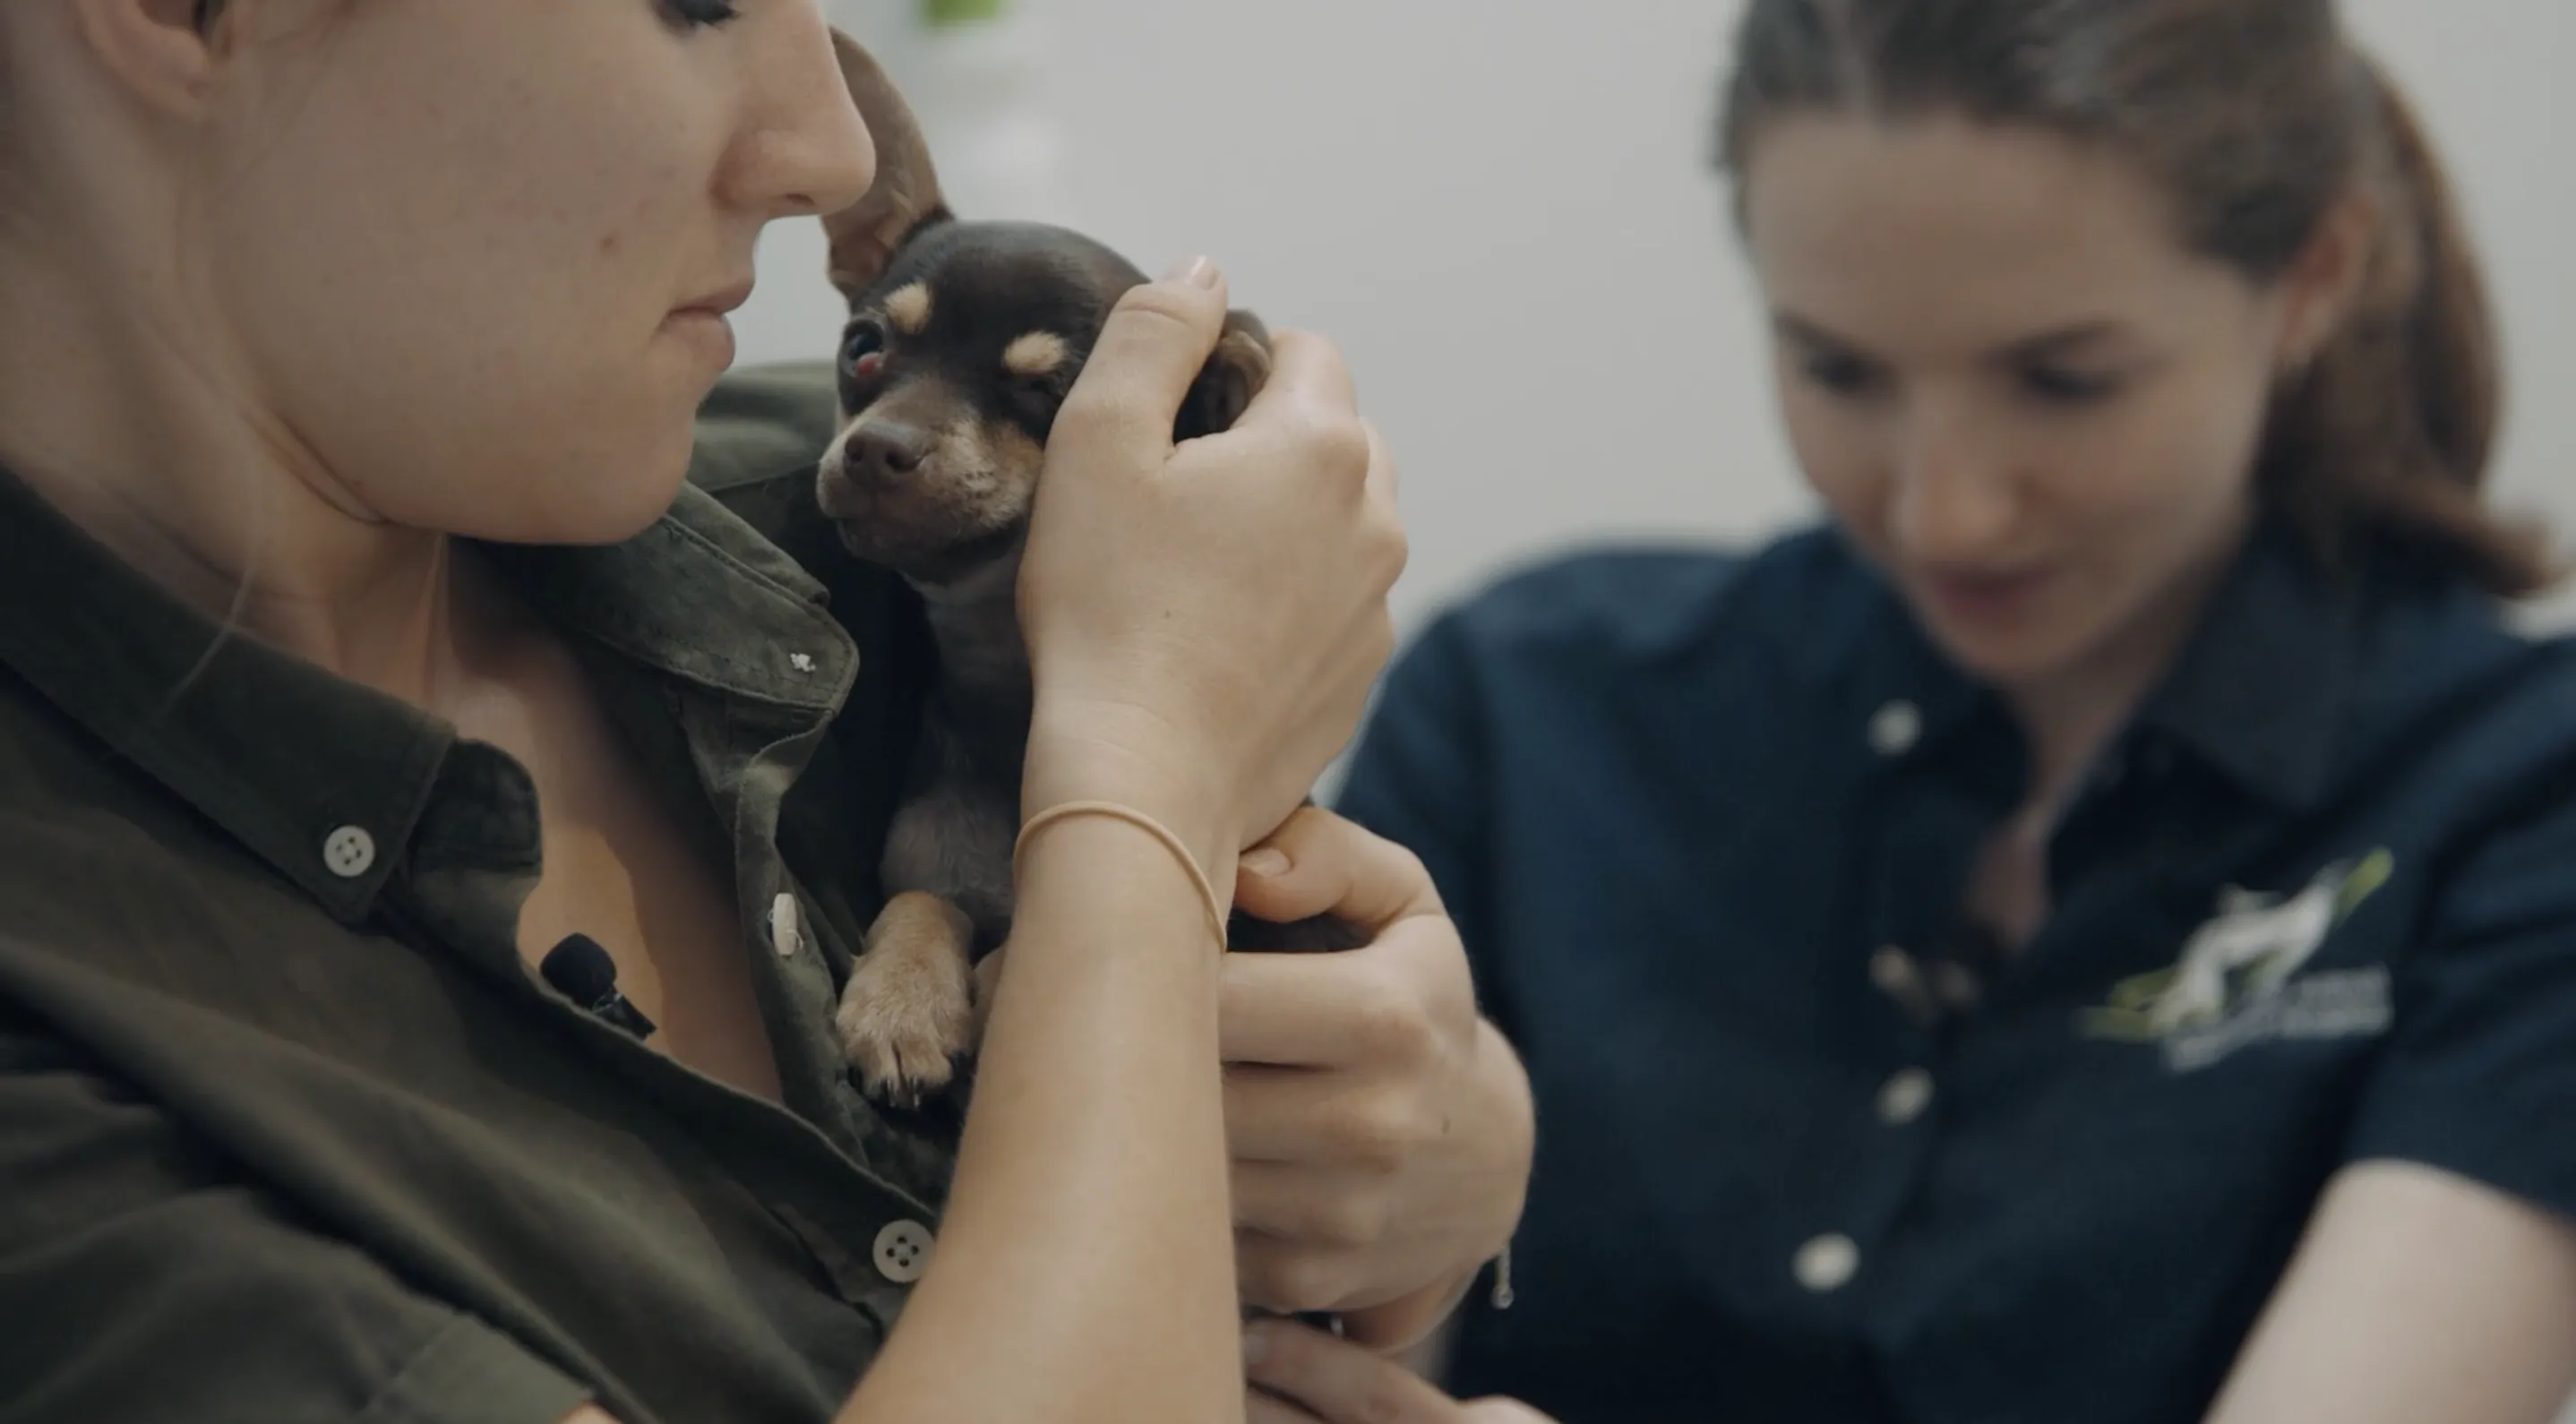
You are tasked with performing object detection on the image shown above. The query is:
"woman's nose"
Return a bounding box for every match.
[1887,407,2022,563]
[726,15,876,221]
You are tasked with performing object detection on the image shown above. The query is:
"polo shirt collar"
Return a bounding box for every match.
[2130,519,2361,809]
[0,463,855,928]
[1860,518,2364,811]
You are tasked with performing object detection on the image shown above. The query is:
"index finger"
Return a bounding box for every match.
[1243,1319,1471,1424]
[1232,328,1360,433]
[1216,915,1457,1068]
[1054,258,1232,452]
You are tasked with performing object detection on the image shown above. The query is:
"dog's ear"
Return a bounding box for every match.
[1176,310,1274,442]
[824,30,952,300]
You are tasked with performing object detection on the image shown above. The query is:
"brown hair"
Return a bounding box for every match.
[1717,0,2558,598]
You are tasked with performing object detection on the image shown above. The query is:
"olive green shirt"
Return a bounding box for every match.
[0,363,955,1424]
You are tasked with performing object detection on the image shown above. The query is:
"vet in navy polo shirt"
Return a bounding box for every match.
[1335,517,2576,1424]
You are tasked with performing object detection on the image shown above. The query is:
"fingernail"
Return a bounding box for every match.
[1241,846,1292,879]
[1241,1323,1270,1367]
[1162,255,1220,288]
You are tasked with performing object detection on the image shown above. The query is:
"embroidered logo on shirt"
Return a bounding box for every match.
[2079,849,2395,1071]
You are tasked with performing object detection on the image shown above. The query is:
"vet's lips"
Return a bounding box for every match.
[1914,561,2058,628]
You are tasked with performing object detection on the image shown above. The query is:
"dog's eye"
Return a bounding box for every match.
[841,322,888,383]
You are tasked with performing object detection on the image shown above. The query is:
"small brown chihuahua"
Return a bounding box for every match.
[815,36,1363,1109]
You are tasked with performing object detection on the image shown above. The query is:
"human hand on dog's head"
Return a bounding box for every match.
[817,31,1407,866]
[812,31,1275,586]
[1018,291,1403,865]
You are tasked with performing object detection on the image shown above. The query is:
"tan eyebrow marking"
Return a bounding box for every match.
[1001,331,1070,379]
[883,282,932,335]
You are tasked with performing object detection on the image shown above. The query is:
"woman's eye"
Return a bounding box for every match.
[659,0,743,30]
[2020,364,2124,406]
[841,324,888,382]
[1800,350,1888,399]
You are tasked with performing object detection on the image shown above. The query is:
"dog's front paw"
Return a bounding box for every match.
[837,891,978,1108]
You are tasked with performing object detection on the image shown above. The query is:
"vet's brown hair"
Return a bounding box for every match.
[1718,0,2556,597]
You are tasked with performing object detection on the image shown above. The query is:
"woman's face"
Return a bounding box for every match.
[193,0,872,544]
[1743,115,2319,694]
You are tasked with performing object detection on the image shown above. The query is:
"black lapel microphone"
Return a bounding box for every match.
[540,933,657,1041]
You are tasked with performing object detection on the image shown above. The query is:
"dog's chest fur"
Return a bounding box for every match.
[881,555,1032,955]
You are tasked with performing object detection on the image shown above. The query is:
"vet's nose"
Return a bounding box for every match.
[847,422,932,481]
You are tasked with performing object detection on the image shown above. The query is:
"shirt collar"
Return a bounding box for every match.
[0,463,855,928]
[2129,519,2363,809]
[1860,519,2366,811]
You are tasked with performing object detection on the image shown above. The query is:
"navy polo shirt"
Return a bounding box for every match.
[1336,521,2576,1424]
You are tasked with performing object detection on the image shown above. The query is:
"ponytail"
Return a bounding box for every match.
[2257,53,2556,597]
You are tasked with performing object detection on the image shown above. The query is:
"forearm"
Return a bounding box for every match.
[2203,1162,2576,1424]
[838,813,1242,1424]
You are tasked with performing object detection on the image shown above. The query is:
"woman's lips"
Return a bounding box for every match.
[1916,562,2058,628]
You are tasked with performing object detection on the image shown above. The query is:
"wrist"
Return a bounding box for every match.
[1023,699,1241,894]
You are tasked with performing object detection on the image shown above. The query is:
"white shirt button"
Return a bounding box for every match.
[322,825,377,879]
[872,1219,934,1284]
[769,892,803,959]
[1872,947,1946,1026]
[1868,700,1923,756]
[1877,1068,1936,1126]
[1794,1233,1861,1293]
[1869,946,1914,991]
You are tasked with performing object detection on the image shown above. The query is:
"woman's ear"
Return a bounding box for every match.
[2275,187,2379,373]
[66,0,219,123]
[821,30,953,301]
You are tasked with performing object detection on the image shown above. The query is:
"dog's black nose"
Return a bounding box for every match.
[847,422,932,480]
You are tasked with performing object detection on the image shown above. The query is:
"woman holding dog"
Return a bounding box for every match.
[0,3,1535,1423]
[1250,1,2576,1422]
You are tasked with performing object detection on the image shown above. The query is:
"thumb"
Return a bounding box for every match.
[1461,1402,1561,1424]
[1234,806,1445,932]
[1053,257,1231,459]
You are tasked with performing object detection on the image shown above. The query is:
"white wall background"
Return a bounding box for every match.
[737,0,2575,638]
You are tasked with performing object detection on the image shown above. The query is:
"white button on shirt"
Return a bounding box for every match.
[872,1220,934,1284]
[1868,700,1923,756]
[1793,1233,1861,1293]
[322,826,376,879]
[1877,1068,1936,1126]
[769,892,803,959]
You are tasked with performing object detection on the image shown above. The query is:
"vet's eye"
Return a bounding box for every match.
[2018,362,2125,407]
[658,0,743,30]
[840,322,889,383]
